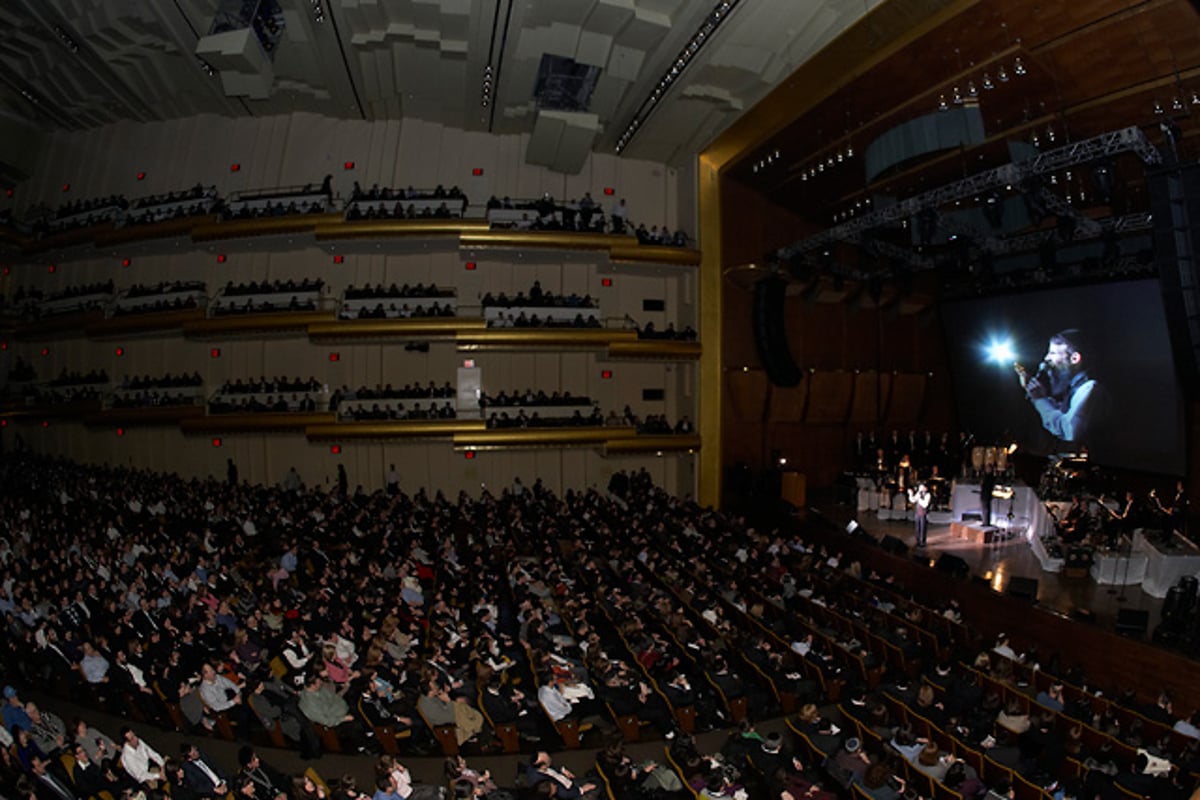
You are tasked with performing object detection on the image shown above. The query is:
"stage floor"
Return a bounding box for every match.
[818,504,1169,637]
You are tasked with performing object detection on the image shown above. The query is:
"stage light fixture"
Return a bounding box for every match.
[614,0,742,153]
[986,338,1015,365]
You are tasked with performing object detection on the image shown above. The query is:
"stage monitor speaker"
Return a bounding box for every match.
[935,553,970,579]
[1115,608,1150,636]
[1006,576,1039,602]
[880,535,908,556]
[752,276,802,387]
[1151,162,1200,392]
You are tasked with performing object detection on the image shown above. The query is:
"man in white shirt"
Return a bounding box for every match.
[537,680,574,722]
[120,727,165,787]
[907,483,932,547]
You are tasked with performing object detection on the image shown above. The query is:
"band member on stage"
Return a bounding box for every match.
[980,465,996,526]
[908,483,932,547]
[1100,490,1137,549]
[1150,481,1188,540]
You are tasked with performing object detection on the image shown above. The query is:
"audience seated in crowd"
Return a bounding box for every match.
[636,322,697,341]
[1,455,1199,800]
[209,377,325,414]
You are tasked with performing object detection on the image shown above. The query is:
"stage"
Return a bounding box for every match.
[845,481,1200,630]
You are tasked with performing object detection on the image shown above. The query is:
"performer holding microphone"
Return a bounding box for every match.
[908,483,932,547]
[1013,329,1104,445]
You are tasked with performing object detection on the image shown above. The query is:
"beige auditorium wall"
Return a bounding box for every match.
[27,421,694,500]
[3,113,699,499]
[13,112,690,236]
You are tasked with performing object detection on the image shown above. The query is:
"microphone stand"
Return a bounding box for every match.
[1115,527,1132,602]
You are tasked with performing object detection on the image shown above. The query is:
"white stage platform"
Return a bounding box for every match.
[949,482,1063,572]
[1132,530,1200,598]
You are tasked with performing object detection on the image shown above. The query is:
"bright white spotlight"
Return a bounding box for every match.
[986,338,1015,365]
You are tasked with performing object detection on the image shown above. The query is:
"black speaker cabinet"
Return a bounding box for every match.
[935,553,970,579]
[1006,576,1039,602]
[1115,608,1150,637]
[880,535,908,556]
[752,276,802,387]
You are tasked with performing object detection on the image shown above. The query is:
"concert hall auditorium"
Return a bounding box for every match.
[2,1,1200,800]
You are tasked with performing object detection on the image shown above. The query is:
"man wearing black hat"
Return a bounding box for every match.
[755,731,806,797]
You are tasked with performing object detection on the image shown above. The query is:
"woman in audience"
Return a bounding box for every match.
[293,774,329,800]
[443,755,498,797]
[912,741,950,782]
[860,761,904,800]
[794,703,840,754]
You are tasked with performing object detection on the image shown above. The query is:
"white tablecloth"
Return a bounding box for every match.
[1132,530,1200,598]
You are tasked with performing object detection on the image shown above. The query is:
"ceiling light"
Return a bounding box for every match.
[982,73,994,90]
[998,65,1009,82]
[846,144,854,157]
[1172,96,1184,112]
[614,0,742,154]
[1154,99,1165,114]
[967,81,978,97]
[1013,57,1026,76]
[952,86,963,104]
[937,94,949,111]
[1192,91,1200,105]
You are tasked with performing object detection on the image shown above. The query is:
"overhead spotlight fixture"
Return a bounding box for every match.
[1191,91,1200,105]
[53,25,80,53]
[836,151,843,163]
[1031,133,1040,147]
[1154,99,1165,114]
[998,65,1009,82]
[801,172,807,181]
[952,86,963,104]
[982,73,994,90]
[826,156,834,166]
[967,81,978,97]
[818,162,825,172]
[846,144,854,157]
[614,0,743,153]
[1046,125,1056,142]
[937,94,949,111]
[1013,57,1026,76]
[1172,96,1184,112]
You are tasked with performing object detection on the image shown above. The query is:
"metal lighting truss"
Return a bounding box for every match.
[780,125,1161,258]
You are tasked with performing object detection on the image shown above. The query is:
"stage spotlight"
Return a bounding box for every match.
[1092,161,1114,205]
[1007,442,1019,455]
[983,190,1004,228]
[986,338,1016,365]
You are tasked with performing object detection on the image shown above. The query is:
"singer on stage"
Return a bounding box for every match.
[908,483,932,547]
[1014,329,1103,445]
